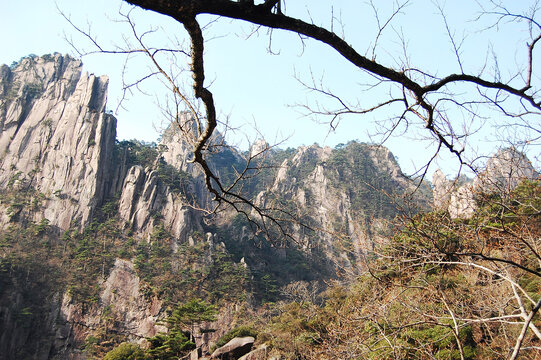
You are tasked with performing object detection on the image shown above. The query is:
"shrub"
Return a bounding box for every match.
[104,343,148,360]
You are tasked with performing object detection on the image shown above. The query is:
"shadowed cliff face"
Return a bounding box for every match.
[0,54,116,230]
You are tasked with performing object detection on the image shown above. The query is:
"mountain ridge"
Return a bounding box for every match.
[1,54,538,359]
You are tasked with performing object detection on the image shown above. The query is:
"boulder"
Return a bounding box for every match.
[190,348,202,360]
[238,344,269,360]
[210,336,255,360]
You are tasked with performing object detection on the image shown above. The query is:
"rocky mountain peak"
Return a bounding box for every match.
[159,113,197,173]
[249,138,269,158]
[433,147,539,217]
[476,147,539,191]
[254,141,431,269]
[0,54,83,99]
[0,53,115,230]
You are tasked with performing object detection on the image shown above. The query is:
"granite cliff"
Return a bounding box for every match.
[251,141,431,270]
[0,54,115,230]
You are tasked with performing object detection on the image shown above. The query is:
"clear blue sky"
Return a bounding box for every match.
[1,0,537,177]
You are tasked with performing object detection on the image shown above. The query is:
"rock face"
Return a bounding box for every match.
[432,169,475,218]
[117,165,201,242]
[477,147,538,191]
[0,54,116,230]
[58,259,165,354]
[432,169,454,208]
[0,54,203,240]
[433,148,539,218]
[238,344,269,360]
[0,258,164,360]
[158,113,242,209]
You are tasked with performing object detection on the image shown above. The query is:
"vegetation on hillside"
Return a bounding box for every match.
[239,179,541,359]
[103,167,541,360]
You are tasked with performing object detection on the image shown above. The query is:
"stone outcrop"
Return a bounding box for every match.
[158,113,242,209]
[0,54,203,242]
[249,139,269,158]
[0,54,116,230]
[477,147,538,191]
[432,169,454,208]
[432,170,475,218]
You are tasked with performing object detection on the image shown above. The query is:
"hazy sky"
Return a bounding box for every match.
[1,0,537,176]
